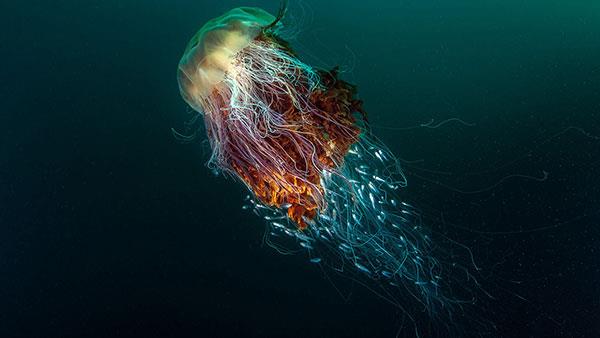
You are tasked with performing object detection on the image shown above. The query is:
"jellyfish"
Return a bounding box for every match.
[176,6,483,334]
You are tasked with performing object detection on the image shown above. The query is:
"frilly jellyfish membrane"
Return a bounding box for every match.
[175,4,495,336]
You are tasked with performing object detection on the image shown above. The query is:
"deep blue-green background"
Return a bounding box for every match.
[2,1,599,337]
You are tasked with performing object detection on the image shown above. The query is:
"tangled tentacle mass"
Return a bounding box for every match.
[178,7,486,334]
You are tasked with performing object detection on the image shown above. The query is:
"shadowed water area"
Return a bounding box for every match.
[2,1,599,337]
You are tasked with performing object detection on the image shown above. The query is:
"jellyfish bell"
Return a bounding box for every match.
[177,7,278,108]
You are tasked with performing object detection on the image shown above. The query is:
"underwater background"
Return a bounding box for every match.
[2,0,599,337]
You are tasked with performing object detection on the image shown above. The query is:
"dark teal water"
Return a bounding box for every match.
[2,1,599,337]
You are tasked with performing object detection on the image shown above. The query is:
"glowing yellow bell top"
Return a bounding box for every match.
[177,7,276,109]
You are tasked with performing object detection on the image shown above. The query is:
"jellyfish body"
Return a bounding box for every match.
[178,7,470,328]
